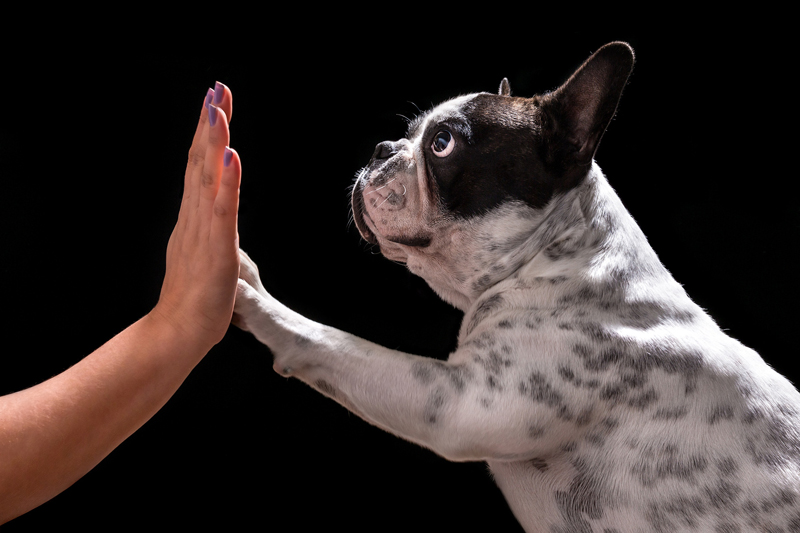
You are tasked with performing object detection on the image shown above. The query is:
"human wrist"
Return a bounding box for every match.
[144,304,217,359]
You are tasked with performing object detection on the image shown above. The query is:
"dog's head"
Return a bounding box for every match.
[351,42,634,308]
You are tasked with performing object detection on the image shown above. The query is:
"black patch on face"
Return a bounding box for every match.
[419,94,566,218]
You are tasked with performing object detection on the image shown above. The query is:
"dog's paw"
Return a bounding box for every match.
[238,249,267,296]
[232,279,257,332]
[233,249,270,332]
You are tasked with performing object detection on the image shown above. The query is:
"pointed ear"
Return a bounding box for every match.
[499,78,511,96]
[541,42,634,179]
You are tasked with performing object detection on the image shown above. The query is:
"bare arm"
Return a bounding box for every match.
[0,82,241,523]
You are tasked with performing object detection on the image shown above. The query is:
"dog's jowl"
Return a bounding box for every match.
[234,42,800,532]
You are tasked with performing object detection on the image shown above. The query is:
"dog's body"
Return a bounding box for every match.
[234,42,800,531]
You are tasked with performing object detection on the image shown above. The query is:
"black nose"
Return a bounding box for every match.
[371,141,399,162]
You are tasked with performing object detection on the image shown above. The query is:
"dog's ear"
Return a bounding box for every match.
[540,42,634,184]
[499,78,511,96]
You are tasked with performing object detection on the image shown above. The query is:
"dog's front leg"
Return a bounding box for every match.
[234,250,569,462]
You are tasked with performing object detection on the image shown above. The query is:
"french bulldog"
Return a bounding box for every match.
[234,42,800,532]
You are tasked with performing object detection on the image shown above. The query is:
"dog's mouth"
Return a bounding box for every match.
[351,169,434,249]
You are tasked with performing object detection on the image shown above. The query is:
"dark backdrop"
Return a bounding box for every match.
[2,20,796,531]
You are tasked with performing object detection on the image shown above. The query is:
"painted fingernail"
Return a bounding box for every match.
[208,104,218,127]
[214,82,224,105]
[224,147,233,167]
[205,88,214,109]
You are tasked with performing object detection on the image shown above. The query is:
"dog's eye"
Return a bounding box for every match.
[431,130,455,157]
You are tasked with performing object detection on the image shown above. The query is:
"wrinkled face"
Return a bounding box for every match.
[351,92,555,263]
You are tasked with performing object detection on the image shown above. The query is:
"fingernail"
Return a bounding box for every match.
[214,82,224,105]
[224,147,233,167]
[208,105,218,127]
[205,88,214,109]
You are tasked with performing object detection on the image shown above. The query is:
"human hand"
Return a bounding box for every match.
[150,82,241,351]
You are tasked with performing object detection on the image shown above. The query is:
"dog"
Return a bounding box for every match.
[233,42,800,532]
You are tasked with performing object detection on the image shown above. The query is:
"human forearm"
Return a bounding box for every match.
[0,314,208,523]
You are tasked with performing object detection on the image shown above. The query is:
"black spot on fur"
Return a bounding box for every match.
[571,339,704,409]
[646,497,707,532]
[528,457,549,472]
[743,406,800,469]
[653,407,689,420]
[475,349,514,377]
[519,372,564,409]
[544,233,583,261]
[715,522,742,533]
[314,379,337,398]
[466,293,505,335]
[423,387,448,424]
[704,480,742,511]
[471,273,494,293]
[559,366,576,382]
[411,362,435,384]
[552,458,610,533]
[462,331,497,350]
[295,333,313,347]
[632,444,709,487]
[411,360,473,393]
[528,425,546,439]
[717,457,739,477]
[708,405,735,425]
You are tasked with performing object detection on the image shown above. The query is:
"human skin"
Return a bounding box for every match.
[0,82,241,523]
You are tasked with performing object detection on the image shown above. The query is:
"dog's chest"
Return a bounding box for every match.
[443,215,800,530]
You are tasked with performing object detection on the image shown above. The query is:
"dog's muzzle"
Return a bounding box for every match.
[351,140,408,245]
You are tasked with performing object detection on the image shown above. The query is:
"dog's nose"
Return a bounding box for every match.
[371,141,399,161]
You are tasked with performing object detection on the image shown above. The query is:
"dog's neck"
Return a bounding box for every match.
[404,164,673,313]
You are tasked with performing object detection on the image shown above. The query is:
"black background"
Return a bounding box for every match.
[2,19,797,531]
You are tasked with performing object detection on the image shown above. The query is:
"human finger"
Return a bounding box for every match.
[210,147,241,254]
[211,81,233,124]
[197,104,231,214]
[183,89,213,203]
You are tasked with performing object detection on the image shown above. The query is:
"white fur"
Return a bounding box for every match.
[236,106,800,531]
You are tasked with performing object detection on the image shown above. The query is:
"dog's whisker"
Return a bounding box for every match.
[364,177,398,195]
[376,196,390,209]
